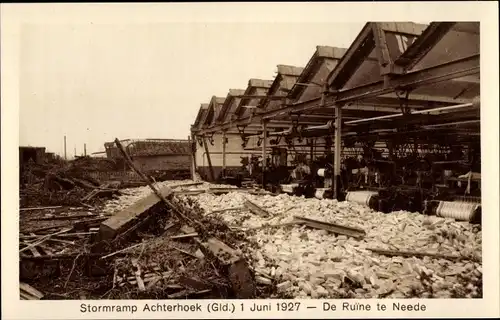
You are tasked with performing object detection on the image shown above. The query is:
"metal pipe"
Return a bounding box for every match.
[268,127,293,137]
[423,119,480,129]
[301,120,334,132]
[345,102,473,125]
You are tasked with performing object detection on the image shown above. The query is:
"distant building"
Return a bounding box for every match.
[103,139,191,173]
[19,146,46,165]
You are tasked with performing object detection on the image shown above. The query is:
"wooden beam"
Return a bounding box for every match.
[202,136,215,181]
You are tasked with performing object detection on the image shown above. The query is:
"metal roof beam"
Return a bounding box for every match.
[193,54,479,135]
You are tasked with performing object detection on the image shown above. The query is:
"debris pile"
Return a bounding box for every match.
[19,180,257,300]
[19,177,483,300]
[20,160,121,208]
[191,192,483,299]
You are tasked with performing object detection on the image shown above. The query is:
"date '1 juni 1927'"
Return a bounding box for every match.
[243,302,301,312]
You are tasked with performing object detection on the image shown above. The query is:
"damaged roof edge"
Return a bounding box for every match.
[287,46,347,100]
[316,46,348,59]
[193,103,210,128]
[248,78,274,89]
[276,64,305,77]
[217,89,246,124]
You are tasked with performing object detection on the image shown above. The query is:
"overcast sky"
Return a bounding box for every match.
[19,22,365,156]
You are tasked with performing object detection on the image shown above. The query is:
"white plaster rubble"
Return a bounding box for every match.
[193,189,482,299]
[102,181,482,299]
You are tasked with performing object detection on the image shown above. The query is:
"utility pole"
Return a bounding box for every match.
[74,146,76,158]
[64,136,67,160]
[84,143,87,157]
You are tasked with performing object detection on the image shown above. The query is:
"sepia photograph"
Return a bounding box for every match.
[16,18,484,302]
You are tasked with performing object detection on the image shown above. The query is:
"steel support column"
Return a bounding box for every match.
[222,130,227,176]
[262,120,268,188]
[334,106,342,199]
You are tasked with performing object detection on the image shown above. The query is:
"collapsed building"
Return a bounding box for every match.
[19,21,482,301]
[103,138,192,181]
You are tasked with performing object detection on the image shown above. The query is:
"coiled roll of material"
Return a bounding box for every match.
[436,201,480,222]
[346,191,378,206]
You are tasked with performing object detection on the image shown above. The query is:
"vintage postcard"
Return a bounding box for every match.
[1,2,498,319]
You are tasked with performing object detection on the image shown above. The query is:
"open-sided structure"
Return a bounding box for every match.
[190,21,480,217]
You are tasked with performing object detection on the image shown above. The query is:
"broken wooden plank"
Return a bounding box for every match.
[20,231,98,241]
[202,237,256,298]
[114,138,207,234]
[20,206,62,212]
[169,233,198,240]
[293,216,366,239]
[23,224,70,234]
[367,247,479,262]
[167,289,190,299]
[131,260,146,291]
[246,221,300,232]
[206,187,270,195]
[19,228,72,253]
[170,182,204,189]
[100,243,142,260]
[203,238,242,265]
[173,189,206,196]
[82,183,111,201]
[209,206,245,214]
[244,200,270,217]
[171,246,199,259]
[30,213,102,221]
[180,225,196,234]
[20,252,103,261]
[46,238,76,245]
[98,187,173,241]
[20,283,44,300]
[29,247,41,257]
[179,275,211,290]
[163,222,176,231]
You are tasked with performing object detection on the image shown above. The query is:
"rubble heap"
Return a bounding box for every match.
[191,192,483,299]
[20,160,121,208]
[20,180,256,300]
